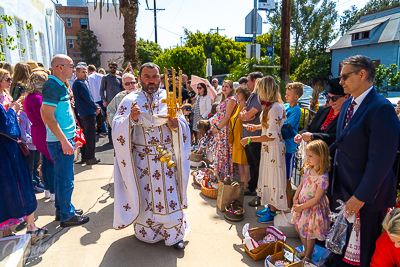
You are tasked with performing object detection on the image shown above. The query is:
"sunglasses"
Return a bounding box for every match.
[212,81,217,83]
[197,87,203,90]
[184,108,193,111]
[340,71,354,81]
[326,95,344,102]
[3,78,12,82]
[124,81,136,86]
[57,64,75,68]
[109,66,117,69]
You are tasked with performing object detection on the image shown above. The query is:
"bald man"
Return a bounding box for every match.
[42,54,89,227]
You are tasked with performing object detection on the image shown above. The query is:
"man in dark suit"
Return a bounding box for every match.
[330,55,400,267]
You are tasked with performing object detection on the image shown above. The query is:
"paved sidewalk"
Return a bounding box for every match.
[7,164,301,267]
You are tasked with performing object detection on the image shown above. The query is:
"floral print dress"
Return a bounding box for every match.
[291,167,330,241]
[210,96,238,179]
[258,102,287,210]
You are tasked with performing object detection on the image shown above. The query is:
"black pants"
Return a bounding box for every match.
[244,142,261,192]
[81,114,96,161]
[26,150,41,186]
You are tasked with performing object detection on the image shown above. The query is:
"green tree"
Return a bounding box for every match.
[184,29,246,75]
[137,38,162,64]
[154,46,206,78]
[256,28,282,58]
[294,55,331,83]
[340,0,400,36]
[76,29,102,67]
[375,64,388,93]
[387,64,400,90]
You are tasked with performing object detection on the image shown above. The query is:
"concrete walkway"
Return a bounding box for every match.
[6,164,301,267]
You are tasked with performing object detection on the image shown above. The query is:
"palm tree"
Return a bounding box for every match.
[92,0,139,69]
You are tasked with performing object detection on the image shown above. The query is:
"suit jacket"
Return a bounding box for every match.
[330,88,400,212]
[300,106,338,146]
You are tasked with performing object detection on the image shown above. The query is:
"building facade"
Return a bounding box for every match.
[0,0,67,68]
[56,6,88,65]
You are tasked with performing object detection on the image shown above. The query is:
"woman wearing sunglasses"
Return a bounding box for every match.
[294,78,349,147]
[0,69,13,110]
[192,82,211,143]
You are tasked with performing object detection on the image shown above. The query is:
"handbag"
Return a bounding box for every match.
[74,120,86,145]
[281,123,296,140]
[0,132,30,156]
[217,179,245,211]
[228,105,240,144]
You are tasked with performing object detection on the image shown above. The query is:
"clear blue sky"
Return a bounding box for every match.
[135,0,370,49]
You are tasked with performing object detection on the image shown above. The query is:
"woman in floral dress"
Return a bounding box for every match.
[210,80,238,179]
[241,76,287,223]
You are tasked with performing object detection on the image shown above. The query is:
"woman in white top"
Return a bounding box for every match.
[193,82,212,141]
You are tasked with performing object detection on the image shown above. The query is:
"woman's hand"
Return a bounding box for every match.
[301,132,312,142]
[211,126,219,134]
[294,134,303,144]
[240,137,249,147]
[10,101,21,113]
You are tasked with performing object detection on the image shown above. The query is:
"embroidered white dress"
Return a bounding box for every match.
[112,89,191,246]
[258,102,288,210]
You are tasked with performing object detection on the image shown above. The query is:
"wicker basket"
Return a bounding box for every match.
[243,226,284,261]
[190,151,204,162]
[200,169,220,199]
[267,241,303,267]
[192,161,207,186]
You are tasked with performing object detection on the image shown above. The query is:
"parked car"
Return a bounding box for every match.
[297,85,326,108]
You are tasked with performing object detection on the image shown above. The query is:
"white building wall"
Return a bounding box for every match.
[88,2,124,69]
[0,0,67,68]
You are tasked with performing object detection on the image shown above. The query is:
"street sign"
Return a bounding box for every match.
[259,0,275,11]
[266,46,273,57]
[245,10,262,35]
[206,59,212,77]
[235,37,253,43]
[246,44,261,60]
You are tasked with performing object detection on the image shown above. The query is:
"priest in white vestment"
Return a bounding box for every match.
[112,63,190,249]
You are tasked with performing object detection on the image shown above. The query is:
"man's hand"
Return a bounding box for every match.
[345,195,365,215]
[301,132,312,142]
[61,139,74,155]
[294,134,303,144]
[168,117,178,129]
[103,101,108,107]
[130,103,141,121]
[246,124,258,132]
[96,108,100,115]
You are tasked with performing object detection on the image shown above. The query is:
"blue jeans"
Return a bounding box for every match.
[47,139,76,221]
[285,153,295,180]
[42,155,55,193]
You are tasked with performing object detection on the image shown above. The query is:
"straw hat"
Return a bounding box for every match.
[26,60,43,72]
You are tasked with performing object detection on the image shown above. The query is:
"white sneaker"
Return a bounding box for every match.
[50,193,55,202]
[44,190,51,199]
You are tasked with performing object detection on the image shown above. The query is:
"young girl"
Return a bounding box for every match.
[240,76,287,223]
[291,139,331,262]
[196,120,214,164]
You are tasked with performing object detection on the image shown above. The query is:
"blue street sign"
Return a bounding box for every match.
[235,37,253,43]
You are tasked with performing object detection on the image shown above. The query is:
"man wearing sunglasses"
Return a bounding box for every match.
[107,73,137,127]
[100,62,123,143]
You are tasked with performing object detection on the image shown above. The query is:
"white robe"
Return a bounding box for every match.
[112,89,191,245]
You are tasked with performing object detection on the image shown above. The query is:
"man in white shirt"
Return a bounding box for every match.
[87,64,107,134]
[212,78,222,103]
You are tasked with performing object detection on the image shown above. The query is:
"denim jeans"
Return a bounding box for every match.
[47,139,76,221]
[26,150,41,186]
[42,155,55,193]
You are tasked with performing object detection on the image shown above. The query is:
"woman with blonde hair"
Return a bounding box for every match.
[240,76,287,223]
[370,208,400,266]
[1,62,14,77]
[98,68,106,75]
[210,80,238,179]
[0,69,13,110]
[10,62,31,101]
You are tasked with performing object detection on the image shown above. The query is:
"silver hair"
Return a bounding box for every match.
[122,73,135,83]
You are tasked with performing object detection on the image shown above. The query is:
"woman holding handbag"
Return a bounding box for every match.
[230,86,251,187]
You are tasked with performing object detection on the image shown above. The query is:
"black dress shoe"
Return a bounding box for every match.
[248,196,261,207]
[244,188,257,196]
[86,157,100,165]
[173,240,185,250]
[34,185,44,194]
[56,209,84,221]
[37,182,45,189]
[75,159,86,164]
[60,214,89,227]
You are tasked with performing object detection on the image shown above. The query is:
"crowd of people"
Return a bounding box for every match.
[1,54,400,266]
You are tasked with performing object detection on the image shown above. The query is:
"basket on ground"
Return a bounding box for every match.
[243,226,284,261]
[266,241,303,267]
[192,161,208,186]
[200,169,219,199]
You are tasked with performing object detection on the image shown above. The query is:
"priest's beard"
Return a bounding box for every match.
[141,81,160,95]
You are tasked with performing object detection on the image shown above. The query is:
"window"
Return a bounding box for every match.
[39,32,46,65]
[352,31,370,41]
[0,13,6,60]
[14,18,26,62]
[66,18,72,27]
[27,29,35,60]
[68,39,74,49]
[80,19,88,30]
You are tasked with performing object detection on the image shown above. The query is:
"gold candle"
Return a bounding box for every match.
[164,68,169,103]
[178,69,182,108]
[172,67,177,103]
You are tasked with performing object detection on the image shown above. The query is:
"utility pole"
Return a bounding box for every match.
[252,0,257,59]
[280,0,291,83]
[210,27,225,34]
[145,0,165,44]
[180,37,183,47]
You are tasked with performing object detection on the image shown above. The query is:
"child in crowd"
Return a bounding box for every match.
[291,139,331,262]
[196,120,214,164]
[284,82,303,208]
[182,103,194,143]
[240,76,287,223]
[18,95,43,193]
[208,101,220,119]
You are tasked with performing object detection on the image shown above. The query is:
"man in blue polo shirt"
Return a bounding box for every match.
[42,54,89,227]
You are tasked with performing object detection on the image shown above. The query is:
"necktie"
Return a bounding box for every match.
[344,99,357,128]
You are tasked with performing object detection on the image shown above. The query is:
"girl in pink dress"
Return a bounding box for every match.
[291,139,331,262]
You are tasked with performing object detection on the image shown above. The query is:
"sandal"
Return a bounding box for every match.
[27,227,48,244]
[295,251,305,260]
[303,256,312,263]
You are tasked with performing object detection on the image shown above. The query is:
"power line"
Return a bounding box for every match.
[145,0,165,44]
[157,25,184,37]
